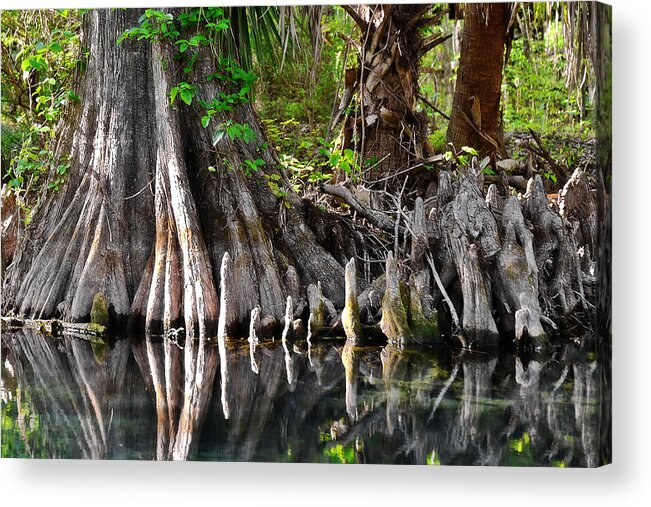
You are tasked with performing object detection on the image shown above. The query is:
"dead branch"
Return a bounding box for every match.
[321,183,401,234]
[419,33,452,57]
[341,5,369,33]
[484,174,528,193]
[417,94,450,120]
[526,128,570,183]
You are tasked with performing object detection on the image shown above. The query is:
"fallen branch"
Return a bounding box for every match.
[427,363,460,423]
[426,252,460,330]
[321,183,401,234]
[1,316,106,339]
[484,174,528,193]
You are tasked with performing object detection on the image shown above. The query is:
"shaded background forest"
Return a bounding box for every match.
[1,3,597,221]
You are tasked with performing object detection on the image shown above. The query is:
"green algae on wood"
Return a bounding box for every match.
[90,292,109,329]
[380,252,412,345]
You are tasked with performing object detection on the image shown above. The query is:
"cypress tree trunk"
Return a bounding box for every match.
[2,9,348,337]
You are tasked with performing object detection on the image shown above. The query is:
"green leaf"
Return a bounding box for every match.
[180,89,193,106]
[461,146,479,156]
[212,128,226,146]
[170,87,179,105]
[49,41,63,53]
[201,116,210,128]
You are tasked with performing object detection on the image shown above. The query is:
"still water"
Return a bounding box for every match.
[1,330,609,466]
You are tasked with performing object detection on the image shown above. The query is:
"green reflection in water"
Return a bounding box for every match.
[1,330,608,466]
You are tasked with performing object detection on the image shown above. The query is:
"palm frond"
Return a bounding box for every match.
[218,5,326,74]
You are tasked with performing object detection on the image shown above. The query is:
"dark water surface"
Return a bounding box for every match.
[1,330,609,465]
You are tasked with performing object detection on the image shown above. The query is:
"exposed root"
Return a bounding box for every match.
[523,176,584,316]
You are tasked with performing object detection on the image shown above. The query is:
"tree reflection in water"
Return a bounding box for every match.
[1,330,608,466]
[2,330,150,459]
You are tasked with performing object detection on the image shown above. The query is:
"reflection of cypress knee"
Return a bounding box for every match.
[248,307,260,374]
[342,258,362,343]
[217,252,234,341]
[342,343,360,422]
[248,306,260,346]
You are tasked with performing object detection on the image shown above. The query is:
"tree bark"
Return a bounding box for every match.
[2,8,348,337]
[337,4,443,182]
[447,3,509,156]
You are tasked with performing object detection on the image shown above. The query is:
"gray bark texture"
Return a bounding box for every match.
[2,9,350,338]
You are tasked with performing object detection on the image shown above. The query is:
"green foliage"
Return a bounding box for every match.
[278,152,333,189]
[443,145,479,167]
[328,148,361,180]
[1,388,50,459]
[216,6,284,74]
[322,442,357,464]
[502,431,534,466]
[255,7,354,135]
[200,57,257,127]
[1,9,82,208]
[211,121,258,145]
[175,34,210,53]
[169,81,196,106]
[542,170,558,183]
[263,118,333,186]
[502,36,592,136]
[117,9,179,44]
[429,128,447,153]
[242,158,265,176]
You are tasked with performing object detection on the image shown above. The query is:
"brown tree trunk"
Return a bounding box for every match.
[447,3,509,156]
[2,9,349,336]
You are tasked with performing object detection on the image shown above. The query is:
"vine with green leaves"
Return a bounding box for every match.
[118,8,271,186]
